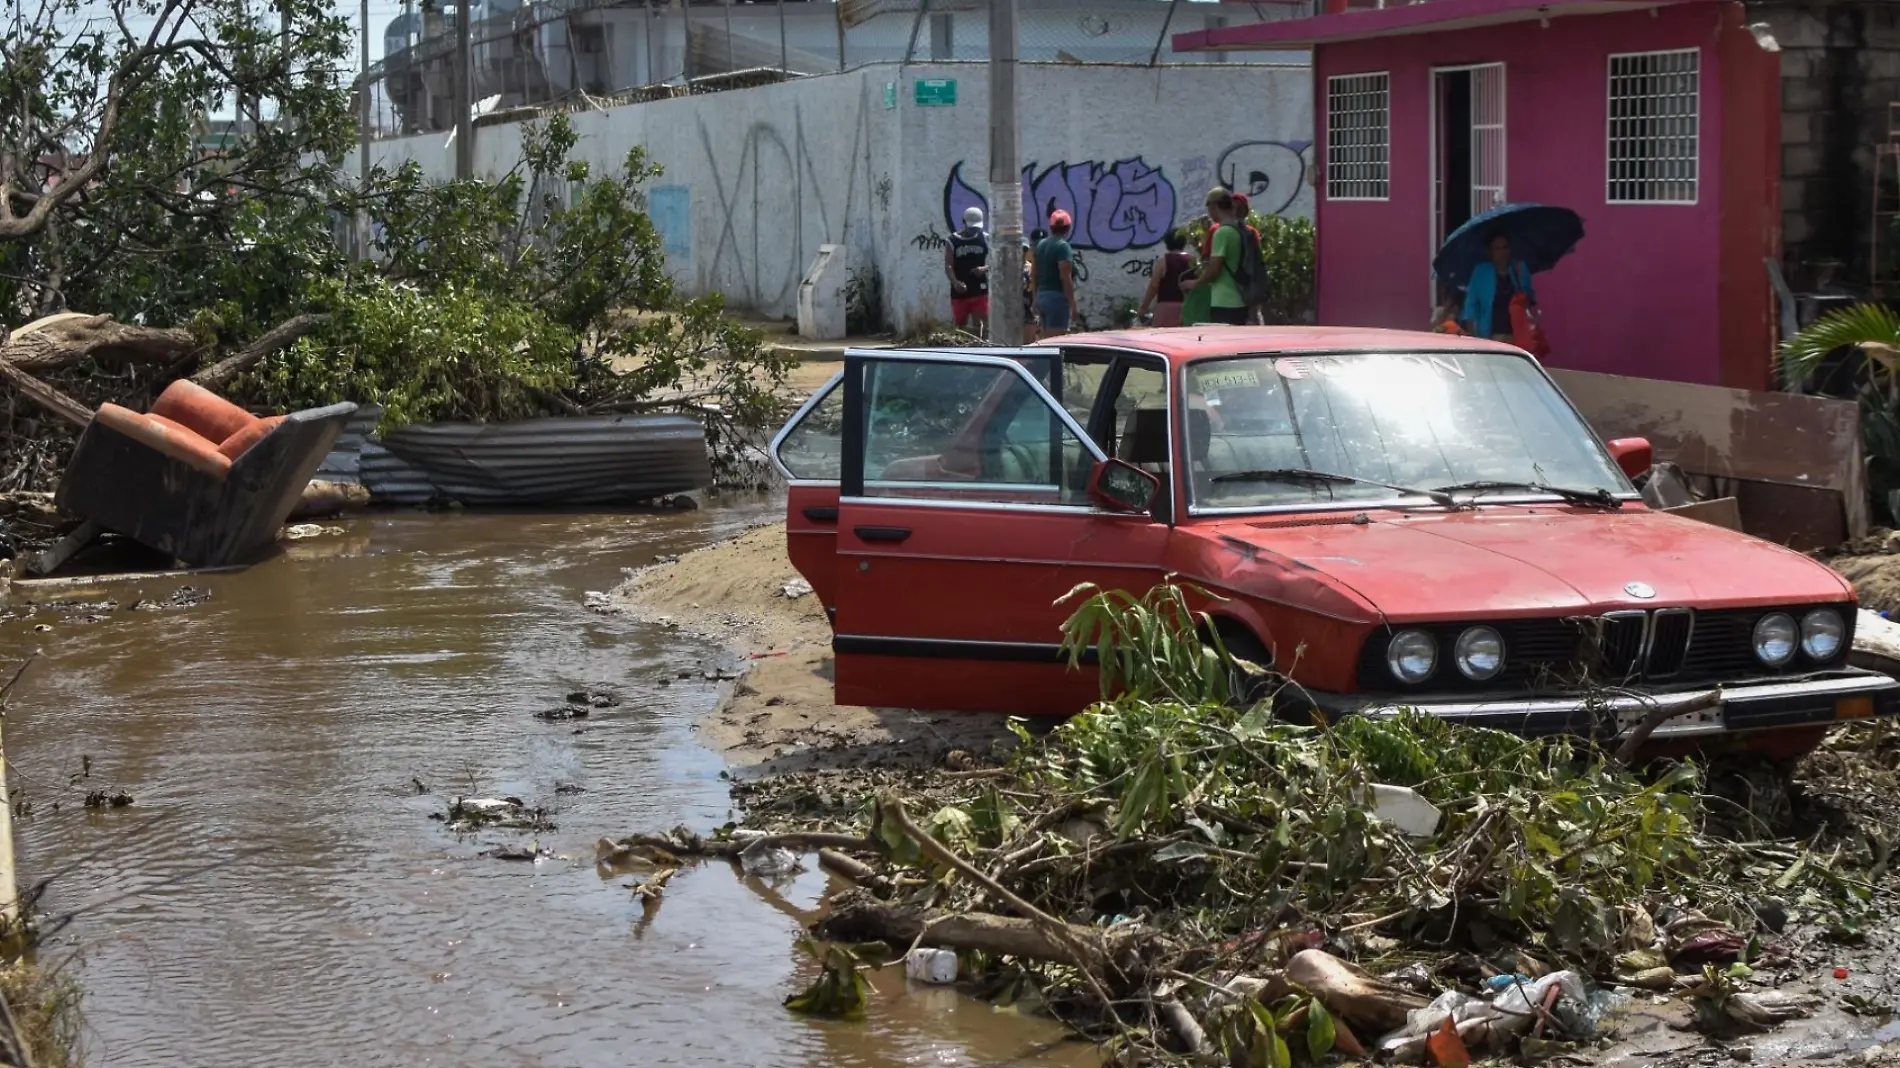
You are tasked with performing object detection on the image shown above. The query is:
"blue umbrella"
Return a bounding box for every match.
[1433,203,1584,289]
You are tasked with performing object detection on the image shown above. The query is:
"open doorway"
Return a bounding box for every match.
[1430,63,1506,309]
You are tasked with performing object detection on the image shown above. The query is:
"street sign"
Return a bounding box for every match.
[883,82,897,110]
[914,79,957,107]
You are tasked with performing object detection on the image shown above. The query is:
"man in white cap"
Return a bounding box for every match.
[945,205,990,334]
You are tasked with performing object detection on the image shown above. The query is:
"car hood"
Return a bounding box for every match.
[1209,507,1853,621]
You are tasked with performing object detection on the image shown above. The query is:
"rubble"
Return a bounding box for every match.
[611,581,1900,1066]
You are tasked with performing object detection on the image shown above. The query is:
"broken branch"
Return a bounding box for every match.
[0,354,92,429]
[1613,688,1723,765]
[191,313,329,390]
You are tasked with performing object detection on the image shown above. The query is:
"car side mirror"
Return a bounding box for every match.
[1088,458,1160,514]
[1606,437,1653,480]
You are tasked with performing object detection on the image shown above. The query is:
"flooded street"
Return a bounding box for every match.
[0,501,1080,1068]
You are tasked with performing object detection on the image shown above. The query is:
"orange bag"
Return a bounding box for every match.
[1509,294,1550,357]
[95,403,233,477]
[217,414,286,460]
[151,379,257,445]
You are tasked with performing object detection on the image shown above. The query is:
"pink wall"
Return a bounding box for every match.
[1314,4,1749,386]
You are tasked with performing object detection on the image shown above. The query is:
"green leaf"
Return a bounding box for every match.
[1306,997,1338,1060]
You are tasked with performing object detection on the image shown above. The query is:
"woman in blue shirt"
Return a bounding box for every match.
[1461,233,1536,341]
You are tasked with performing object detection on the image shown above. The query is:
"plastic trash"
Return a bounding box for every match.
[905,948,957,985]
[781,578,814,599]
[1380,972,1592,1061]
[739,841,804,878]
[1363,784,1443,838]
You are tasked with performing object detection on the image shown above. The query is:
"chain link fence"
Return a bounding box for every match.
[361,0,1304,138]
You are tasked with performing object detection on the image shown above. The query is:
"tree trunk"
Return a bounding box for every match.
[3,313,196,370]
[813,890,1142,973]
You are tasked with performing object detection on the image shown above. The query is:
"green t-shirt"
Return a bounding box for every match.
[1209,225,1245,309]
[1034,237,1073,293]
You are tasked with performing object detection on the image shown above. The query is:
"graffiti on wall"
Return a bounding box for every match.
[1215,139,1312,218]
[694,97,873,312]
[940,140,1313,258]
[943,159,1176,253]
[649,185,692,262]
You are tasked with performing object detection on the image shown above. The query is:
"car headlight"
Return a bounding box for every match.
[1801,608,1845,661]
[1753,612,1797,667]
[1386,630,1437,684]
[1454,626,1505,680]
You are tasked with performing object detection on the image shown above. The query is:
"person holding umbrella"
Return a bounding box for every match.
[1461,232,1536,341]
[1434,203,1583,349]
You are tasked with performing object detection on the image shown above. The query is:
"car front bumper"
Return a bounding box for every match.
[1305,669,1900,740]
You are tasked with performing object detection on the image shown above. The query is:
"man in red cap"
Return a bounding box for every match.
[1030,209,1078,335]
[1231,192,1267,324]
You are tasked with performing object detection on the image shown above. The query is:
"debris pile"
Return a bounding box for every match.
[608,584,1900,1065]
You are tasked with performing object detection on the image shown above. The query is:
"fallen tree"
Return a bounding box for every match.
[1,0,789,492]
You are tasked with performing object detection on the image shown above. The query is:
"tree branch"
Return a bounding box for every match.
[191,313,329,389]
[0,354,92,428]
[1612,688,1724,766]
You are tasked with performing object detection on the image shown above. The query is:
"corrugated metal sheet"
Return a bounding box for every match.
[317,409,712,506]
[316,405,383,482]
[380,413,712,506]
[358,441,441,505]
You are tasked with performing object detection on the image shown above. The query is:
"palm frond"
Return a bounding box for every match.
[1780,302,1900,388]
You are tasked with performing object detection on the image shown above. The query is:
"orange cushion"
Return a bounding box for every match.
[151,380,257,445]
[217,414,286,460]
[95,403,232,478]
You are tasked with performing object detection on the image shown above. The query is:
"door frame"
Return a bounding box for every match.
[1426,61,1508,312]
[839,347,1106,503]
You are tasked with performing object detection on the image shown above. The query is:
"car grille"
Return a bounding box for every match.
[1355,605,1854,694]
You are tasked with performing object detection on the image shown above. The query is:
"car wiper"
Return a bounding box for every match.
[1433,479,1623,508]
[1212,467,1456,507]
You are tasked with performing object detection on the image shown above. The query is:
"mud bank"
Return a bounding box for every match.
[609,521,1017,772]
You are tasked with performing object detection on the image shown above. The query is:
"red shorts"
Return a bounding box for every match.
[951,295,990,323]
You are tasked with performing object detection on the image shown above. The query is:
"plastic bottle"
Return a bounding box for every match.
[905,948,957,985]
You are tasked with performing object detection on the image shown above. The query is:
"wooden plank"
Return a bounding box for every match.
[8,564,246,596]
[1548,367,1868,540]
[1661,496,1742,532]
[24,519,101,577]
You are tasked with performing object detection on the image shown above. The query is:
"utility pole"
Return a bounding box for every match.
[986,0,1022,346]
[358,0,371,259]
[455,0,474,178]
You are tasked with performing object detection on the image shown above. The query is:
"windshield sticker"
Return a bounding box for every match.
[1274,354,1467,381]
[1198,368,1259,391]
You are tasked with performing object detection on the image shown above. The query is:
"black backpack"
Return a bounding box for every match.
[1234,226,1271,310]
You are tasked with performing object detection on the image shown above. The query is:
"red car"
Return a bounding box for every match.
[768,327,1896,754]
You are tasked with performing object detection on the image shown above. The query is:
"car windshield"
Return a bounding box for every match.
[1184,351,1632,511]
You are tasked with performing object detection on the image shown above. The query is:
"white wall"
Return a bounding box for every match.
[360,60,1314,331]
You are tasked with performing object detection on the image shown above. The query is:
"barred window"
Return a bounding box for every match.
[1607,49,1699,203]
[1326,72,1390,201]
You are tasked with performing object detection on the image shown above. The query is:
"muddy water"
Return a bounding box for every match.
[1,503,1085,1068]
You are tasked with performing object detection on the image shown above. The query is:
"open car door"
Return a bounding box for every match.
[771,372,848,611]
[769,348,1059,616]
[831,350,1170,715]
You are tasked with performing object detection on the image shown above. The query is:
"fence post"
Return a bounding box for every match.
[902,0,931,66]
[1149,0,1183,67]
[834,0,846,71]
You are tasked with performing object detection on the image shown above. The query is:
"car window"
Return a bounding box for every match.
[1058,356,1113,427]
[773,379,844,480]
[1185,351,1631,510]
[861,359,1094,506]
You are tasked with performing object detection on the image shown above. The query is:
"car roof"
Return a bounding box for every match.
[1039,326,1528,365]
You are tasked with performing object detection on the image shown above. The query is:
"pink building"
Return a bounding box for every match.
[1174,0,1782,391]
